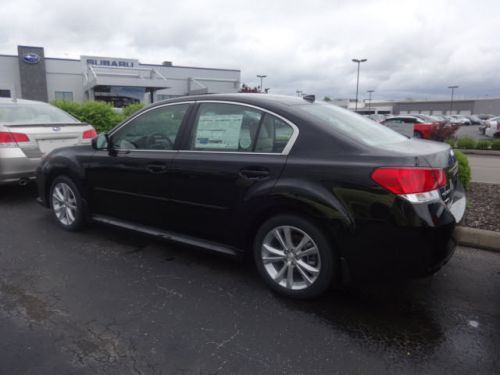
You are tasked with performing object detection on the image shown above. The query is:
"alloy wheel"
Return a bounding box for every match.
[261,225,321,290]
[52,182,78,226]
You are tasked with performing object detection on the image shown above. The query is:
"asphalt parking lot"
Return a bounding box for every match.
[455,124,489,140]
[1,184,499,375]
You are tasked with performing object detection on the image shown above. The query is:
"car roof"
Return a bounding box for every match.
[150,93,310,109]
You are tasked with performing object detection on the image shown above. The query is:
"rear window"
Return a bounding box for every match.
[0,102,79,124]
[297,102,407,146]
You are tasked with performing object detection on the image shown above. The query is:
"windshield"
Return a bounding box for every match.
[297,102,407,146]
[0,102,79,124]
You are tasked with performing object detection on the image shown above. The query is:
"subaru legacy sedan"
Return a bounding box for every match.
[36,94,466,298]
[0,98,96,185]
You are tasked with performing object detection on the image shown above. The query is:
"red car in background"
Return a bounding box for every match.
[382,115,439,139]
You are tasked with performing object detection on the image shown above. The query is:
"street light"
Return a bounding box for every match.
[352,58,367,112]
[367,90,375,113]
[257,75,267,93]
[448,85,459,115]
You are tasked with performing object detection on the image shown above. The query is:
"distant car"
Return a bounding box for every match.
[449,115,472,126]
[382,115,437,139]
[36,94,465,298]
[467,115,483,125]
[366,114,386,123]
[0,98,96,185]
[485,116,500,138]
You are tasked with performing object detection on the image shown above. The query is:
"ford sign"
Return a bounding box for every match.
[23,53,41,64]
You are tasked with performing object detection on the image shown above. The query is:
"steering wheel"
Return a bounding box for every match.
[147,132,173,149]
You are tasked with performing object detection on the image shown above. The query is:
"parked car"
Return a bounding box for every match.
[467,115,483,125]
[382,115,437,139]
[449,115,472,126]
[485,116,500,138]
[36,94,465,298]
[0,98,96,185]
[366,114,386,123]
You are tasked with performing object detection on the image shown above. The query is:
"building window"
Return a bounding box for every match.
[0,89,11,98]
[55,91,74,101]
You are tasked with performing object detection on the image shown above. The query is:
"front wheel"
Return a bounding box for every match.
[50,176,86,231]
[253,214,336,299]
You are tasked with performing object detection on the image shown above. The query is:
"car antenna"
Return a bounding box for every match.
[303,94,315,103]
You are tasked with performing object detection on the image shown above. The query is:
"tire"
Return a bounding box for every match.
[413,131,423,139]
[49,176,86,231]
[253,214,336,299]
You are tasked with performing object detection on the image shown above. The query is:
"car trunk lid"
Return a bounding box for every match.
[3,122,91,157]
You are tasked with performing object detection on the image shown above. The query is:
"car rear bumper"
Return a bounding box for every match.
[340,184,465,283]
[0,148,40,185]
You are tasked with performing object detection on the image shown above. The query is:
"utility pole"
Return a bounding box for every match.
[367,90,375,113]
[448,85,459,115]
[257,75,267,93]
[352,58,367,112]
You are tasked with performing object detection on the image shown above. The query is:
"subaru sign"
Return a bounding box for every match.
[23,53,41,64]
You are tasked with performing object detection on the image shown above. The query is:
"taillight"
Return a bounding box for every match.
[371,167,447,203]
[82,128,97,139]
[0,131,30,144]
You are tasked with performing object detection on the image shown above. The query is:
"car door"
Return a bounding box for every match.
[86,102,192,228]
[168,101,297,246]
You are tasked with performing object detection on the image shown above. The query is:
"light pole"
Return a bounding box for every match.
[367,90,375,113]
[257,74,267,93]
[352,58,367,112]
[448,85,459,115]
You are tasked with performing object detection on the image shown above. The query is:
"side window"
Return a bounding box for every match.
[255,114,294,153]
[190,103,262,152]
[111,104,189,150]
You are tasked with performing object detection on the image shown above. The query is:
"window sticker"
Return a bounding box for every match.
[195,114,243,149]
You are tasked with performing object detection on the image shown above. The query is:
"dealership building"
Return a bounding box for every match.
[0,45,241,107]
[348,97,500,116]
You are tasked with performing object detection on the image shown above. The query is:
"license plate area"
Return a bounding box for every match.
[37,138,78,154]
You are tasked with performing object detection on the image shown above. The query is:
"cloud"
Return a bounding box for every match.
[0,0,499,100]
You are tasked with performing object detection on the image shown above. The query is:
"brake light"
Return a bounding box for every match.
[82,128,97,139]
[371,168,446,200]
[0,131,30,143]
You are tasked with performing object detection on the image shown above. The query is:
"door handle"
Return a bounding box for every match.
[146,164,168,174]
[239,168,270,180]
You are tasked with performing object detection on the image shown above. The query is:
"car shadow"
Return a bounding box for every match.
[277,280,445,359]
[0,182,38,203]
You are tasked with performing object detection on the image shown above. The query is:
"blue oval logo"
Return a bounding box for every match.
[23,53,40,64]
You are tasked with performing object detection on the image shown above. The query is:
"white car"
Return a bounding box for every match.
[0,98,96,185]
[485,116,500,138]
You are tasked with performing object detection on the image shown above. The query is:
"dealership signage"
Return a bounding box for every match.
[22,53,41,64]
[81,55,140,69]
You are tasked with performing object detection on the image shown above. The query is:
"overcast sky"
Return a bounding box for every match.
[1,0,499,101]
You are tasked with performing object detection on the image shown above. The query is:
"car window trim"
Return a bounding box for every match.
[107,101,195,153]
[181,100,299,156]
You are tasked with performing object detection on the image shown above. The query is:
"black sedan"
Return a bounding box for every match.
[36,94,466,298]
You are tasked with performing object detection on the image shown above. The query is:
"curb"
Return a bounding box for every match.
[459,149,500,156]
[455,226,500,252]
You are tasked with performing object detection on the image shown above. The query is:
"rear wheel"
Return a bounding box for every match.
[50,176,85,231]
[253,214,335,299]
[413,131,423,139]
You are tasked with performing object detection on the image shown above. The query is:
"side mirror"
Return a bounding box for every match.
[91,133,109,150]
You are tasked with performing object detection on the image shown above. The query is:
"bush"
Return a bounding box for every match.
[444,138,456,148]
[430,123,459,142]
[491,139,500,150]
[476,140,491,150]
[122,103,145,118]
[52,100,123,133]
[456,136,476,150]
[454,150,471,190]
